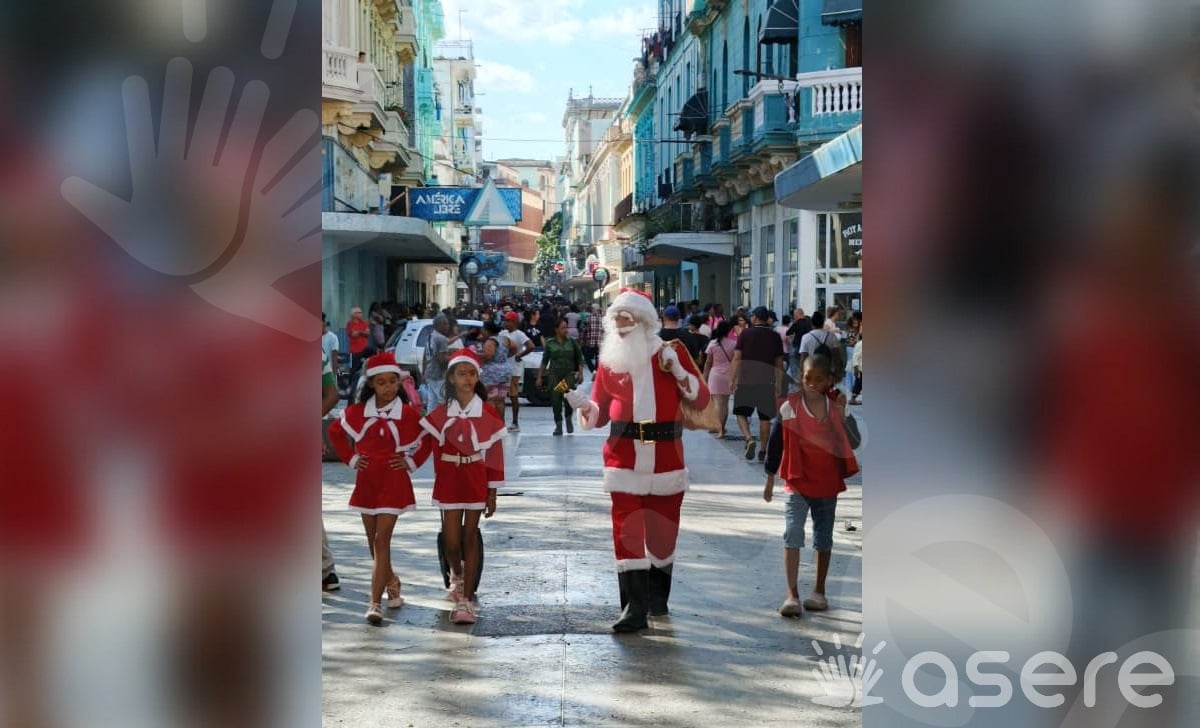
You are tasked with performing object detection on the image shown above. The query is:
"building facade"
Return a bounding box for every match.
[321,0,459,324]
[590,0,862,314]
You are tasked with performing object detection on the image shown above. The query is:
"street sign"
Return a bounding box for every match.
[463,179,516,227]
[408,184,523,223]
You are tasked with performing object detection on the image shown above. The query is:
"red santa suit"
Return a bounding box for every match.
[421,395,506,510]
[327,395,432,515]
[570,290,711,630]
[577,339,709,570]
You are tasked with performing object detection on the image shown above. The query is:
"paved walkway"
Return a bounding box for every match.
[323,400,864,726]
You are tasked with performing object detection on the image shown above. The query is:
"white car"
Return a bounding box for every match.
[354,318,550,404]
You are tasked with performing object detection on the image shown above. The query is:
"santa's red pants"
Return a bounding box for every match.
[610,492,685,571]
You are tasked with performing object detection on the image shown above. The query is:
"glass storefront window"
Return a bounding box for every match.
[832,212,862,270]
[785,218,798,272]
[817,214,828,269]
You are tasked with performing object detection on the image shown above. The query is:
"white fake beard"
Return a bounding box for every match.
[599,321,660,374]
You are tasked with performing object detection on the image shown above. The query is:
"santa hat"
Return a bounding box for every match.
[608,288,658,325]
[447,348,482,374]
[364,351,403,377]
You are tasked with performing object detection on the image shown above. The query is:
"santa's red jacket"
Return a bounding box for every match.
[578,340,711,495]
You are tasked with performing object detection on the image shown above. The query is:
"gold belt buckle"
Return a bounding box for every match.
[637,420,653,445]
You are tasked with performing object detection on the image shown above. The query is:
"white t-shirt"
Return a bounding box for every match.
[799,329,839,357]
[500,328,531,377]
[698,323,712,338]
[321,330,339,361]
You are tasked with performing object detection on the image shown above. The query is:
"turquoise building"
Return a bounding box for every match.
[622,0,861,314]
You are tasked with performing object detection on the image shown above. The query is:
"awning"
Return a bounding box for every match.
[774,124,862,210]
[673,89,709,138]
[321,212,458,262]
[645,232,735,260]
[760,0,799,44]
[821,0,861,26]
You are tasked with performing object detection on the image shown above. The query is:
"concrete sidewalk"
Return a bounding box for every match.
[322,404,864,726]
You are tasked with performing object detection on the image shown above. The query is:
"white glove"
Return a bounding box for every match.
[563,388,589,409]
[659,345,687,381]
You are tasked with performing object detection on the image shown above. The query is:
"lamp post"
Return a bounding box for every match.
[460,257,479,308]
[477,275,488,308]
[592,267,610,306]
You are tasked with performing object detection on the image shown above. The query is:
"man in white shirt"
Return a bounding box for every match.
[799,310,840,365]
[500,311,534,431]
[321,313,340,370]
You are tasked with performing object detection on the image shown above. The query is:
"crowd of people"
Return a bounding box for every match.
[323,291,864,628]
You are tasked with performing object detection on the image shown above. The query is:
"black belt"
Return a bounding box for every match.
[612,420,683,443]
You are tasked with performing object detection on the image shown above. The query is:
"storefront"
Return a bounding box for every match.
[774,124,863,316]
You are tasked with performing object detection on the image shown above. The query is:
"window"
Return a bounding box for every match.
[759,223,776,310]
[721,41,728,114]
[844,23,862,68]
[737,229,752,304]
[742,19,750,95]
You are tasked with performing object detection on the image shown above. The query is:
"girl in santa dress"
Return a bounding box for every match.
[420,349,505,625]
[327,351,432,626]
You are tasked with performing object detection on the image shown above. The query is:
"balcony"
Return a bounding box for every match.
[613,193,633,225]
[794,67,862,141]
[323,47,359,96]
[393,5,418,63]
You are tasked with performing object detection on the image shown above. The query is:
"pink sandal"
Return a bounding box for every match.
[386,575,405,609]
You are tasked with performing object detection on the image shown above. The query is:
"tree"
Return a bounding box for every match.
[534,212,563,281]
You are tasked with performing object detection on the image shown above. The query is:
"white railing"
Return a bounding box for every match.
[382,110,409,144]
[323,47,358,90]
[357,64,387,108]
[794,67,862,116]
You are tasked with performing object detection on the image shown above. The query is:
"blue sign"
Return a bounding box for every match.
[409,187,523,223]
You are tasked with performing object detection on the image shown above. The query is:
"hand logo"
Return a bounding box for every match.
[810,633,885,708]
[61,57,325,338]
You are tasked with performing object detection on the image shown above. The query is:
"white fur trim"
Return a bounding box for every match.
[646,550,676,568]
[365,364,403,377]
[340,413,371,442]
[347,454,361,470]
[403,455,417,472]
[432,500,487,511]
[486,479,505,488]
[419,417,444,445]
[350,504,416,515]
[602,467,689,495]
[609,290,658,326]
[616,558,651,572]
[447,353,481,373]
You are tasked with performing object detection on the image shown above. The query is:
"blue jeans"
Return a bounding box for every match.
[783,493,838,551]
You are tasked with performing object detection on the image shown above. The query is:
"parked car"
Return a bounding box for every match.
[353,318,551,405]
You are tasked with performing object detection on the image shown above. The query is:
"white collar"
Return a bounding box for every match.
[364,395,403,420]
[447,395,483,418]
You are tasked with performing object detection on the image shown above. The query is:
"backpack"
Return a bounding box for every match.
[811,330,847,381]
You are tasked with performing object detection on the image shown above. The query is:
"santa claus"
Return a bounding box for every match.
[564,288,711,632]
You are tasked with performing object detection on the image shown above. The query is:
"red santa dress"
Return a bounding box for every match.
[421,395,506,510]
[577,338,711,570]
[327,396,432,515]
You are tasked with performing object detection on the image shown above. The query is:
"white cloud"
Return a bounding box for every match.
[440,0,585,45]
[587,6,657,39]
[476,60,536,94]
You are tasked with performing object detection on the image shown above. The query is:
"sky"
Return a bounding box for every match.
[436,0,657,162]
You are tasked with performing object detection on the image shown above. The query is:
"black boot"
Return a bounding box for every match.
[565,411,574,434]
[553,419,563,436]
[648,564,673,616]
[612,570,649,633]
